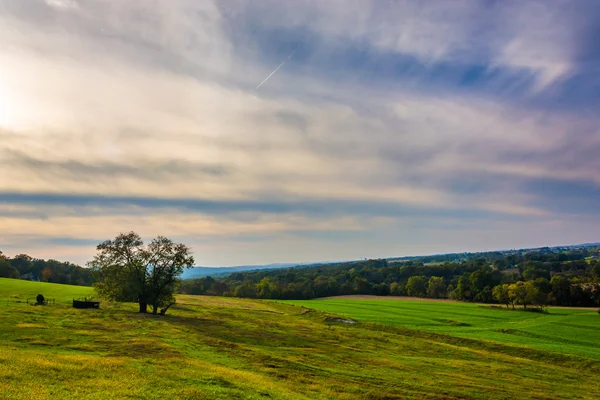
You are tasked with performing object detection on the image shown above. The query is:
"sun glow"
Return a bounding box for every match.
[0,86,13,128]
[0,81,22,129]
[0,78,32,130]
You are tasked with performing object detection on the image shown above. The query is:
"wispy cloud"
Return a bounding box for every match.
[0,0,599,265]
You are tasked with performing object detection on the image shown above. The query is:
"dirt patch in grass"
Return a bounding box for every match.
[325,317,357,324]
[432,319,471,327]
[321,295,458,302]
[16,323,49,329]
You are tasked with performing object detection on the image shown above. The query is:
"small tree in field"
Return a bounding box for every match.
[492,284,511,308]
[88,232,194,315]
[508,281,538,310]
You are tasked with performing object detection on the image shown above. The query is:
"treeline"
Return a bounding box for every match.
[0,251,92,286]
[180,248,600,308]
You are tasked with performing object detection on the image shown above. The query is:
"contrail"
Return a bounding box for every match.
[256,51,296,90]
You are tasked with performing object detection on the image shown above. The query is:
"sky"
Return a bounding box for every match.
[1,0,599,266]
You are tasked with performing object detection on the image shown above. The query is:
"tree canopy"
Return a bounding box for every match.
[88,232,194,315]
[0,252,91,285]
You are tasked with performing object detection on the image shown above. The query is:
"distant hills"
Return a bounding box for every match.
[181,262,337,279]
[182,241,600,279]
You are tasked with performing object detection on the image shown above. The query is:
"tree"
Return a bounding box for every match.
[10,254,32,275]
[88,232,194,315]
[427,276,446,298]
[256,277,276,298]
[592,262,600,281]
[389,282,405,296]
[492,284,511,308]
[453,274,473,301]
[523,267,550,281]
[469,267,498,302]
[0,258,19,279]
[550,276,571,306]
[406,276,427,297]
[372,282,390,296]
[41,267,53,282]
[530,278,551,308]
[353,277,372,294]
[508,281,538,309]
[234,281,257,298]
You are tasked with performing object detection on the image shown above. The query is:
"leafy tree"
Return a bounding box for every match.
[10,254,32,274]
[530,278,551,308]
[256,277,276,298]
[446,284,455,298]
[0,258,19,279]
[234,281,257,298]
[508,281,538,309]
[427,276,446,298]
[41,267,53,282]
[389,282,405,296]
[592,262,600,281]
[353,277,372,294]
[372,282,390,296]
[406,276,427,297]
[523,267,550,281]
[469,267,498,302]
[492,284,511,308]
[89,232,194,315]
[452,274,473,301]
[550,276,571,306]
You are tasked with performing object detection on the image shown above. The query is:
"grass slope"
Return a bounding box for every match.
[0,278,94,304]
[0,279,599,399]
[280,298,600,360]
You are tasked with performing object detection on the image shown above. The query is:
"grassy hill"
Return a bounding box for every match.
[280,298,600,359]
[1,279,600,399]
[0,278,93,304]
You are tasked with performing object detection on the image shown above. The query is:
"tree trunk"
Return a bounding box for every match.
[152,303,158,315]
[160,303,174,316]
[139,302,147,313]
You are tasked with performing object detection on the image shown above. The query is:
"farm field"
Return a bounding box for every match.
[280,297,600,359]
[1,279,600,399]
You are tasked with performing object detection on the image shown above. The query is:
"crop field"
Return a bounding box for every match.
[2,279,600,399]
[280,297,600,360]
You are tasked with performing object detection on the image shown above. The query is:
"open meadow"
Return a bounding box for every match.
[2,278,600,399]
[280,297,600,360]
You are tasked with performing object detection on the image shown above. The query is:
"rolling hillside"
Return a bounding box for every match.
[1,279,599,399]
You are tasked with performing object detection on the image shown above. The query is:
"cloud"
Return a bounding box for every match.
[0,0,599,264]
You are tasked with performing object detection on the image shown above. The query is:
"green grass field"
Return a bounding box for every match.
[280,298,600,360]
[1,278,600,399]
[0,278,94,304]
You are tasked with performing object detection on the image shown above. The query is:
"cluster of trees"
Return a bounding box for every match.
[180,247,600,308]
[452,267,600,308]
[0,251,92,286]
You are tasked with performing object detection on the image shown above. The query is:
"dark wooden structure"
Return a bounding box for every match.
[27,296,54,306]
[73,298,100,309]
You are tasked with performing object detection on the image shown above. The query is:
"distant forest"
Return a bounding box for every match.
[181,246,600,308]
[0,251,92,286]
[2,245,600,308]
